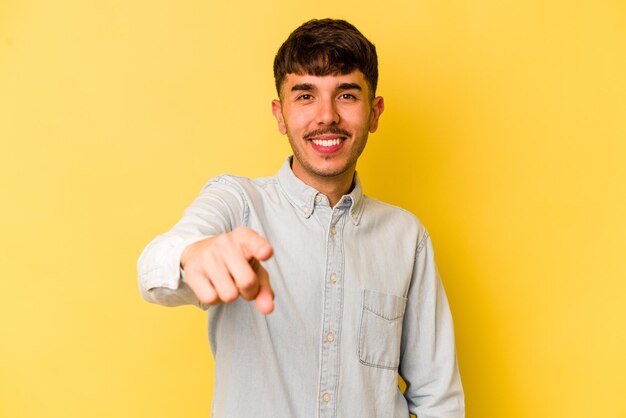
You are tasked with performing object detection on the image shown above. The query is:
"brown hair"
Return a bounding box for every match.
[273,19,378,100]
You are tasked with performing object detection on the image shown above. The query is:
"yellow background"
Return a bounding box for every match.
[1,1,625,417]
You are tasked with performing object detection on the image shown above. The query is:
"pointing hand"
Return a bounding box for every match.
[180,227,274,314]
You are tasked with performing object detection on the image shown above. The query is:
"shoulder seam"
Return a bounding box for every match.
[212,176,250,227]
[416,230,430,256]
[363,195,419,219]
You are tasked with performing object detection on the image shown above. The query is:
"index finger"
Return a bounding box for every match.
[254,264,274,315]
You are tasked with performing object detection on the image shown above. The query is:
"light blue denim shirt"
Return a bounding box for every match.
[138,157,464,418]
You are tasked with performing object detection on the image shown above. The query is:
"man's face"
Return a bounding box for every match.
[272,70,384,187]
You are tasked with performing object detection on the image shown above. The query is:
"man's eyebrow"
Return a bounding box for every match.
[337,83,362,91]
[290,82,363,92]
[291,83,314,92]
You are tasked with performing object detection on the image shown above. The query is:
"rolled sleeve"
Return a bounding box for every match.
[137,176,248,308]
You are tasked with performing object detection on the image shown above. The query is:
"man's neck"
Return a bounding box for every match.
[291,162,355,207]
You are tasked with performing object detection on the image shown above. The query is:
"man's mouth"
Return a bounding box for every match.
[305,128,351,152]
[307,134,348,154]
[311,138,344,147]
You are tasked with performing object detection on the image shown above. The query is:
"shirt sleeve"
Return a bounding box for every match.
[399,232,465,418]
[137,176,248,309]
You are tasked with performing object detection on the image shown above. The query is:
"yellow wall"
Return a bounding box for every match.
[1,1,625,417]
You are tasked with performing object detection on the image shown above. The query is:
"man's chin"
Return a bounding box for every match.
[308,164,352,179]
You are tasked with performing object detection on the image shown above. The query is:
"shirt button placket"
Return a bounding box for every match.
[319,209,345,418]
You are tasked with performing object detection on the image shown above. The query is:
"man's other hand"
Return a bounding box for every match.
[180,227,274,314]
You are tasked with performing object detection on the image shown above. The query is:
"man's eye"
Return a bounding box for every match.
[297,94,313,100]
[339,93,356,100]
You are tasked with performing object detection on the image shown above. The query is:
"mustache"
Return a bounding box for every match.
[303,127,351,140]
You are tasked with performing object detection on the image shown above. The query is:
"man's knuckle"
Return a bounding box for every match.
[234,226,257,241]
[183,267,203,283]
[212,234,229,248]
[237,274,257,290]
[198,293,217,305]
[220,289,239,303]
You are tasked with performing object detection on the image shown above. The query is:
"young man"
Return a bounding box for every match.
[138,18,464,418]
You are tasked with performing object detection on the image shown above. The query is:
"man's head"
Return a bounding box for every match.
[271,19,384,197]
[273,19,378,101]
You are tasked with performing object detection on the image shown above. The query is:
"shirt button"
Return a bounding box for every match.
[322,393,331,403]
[326,332,335,343]
[315,194,322,203]
[330,273,337,283]
[303,207,310,216]
[330,226,336,236]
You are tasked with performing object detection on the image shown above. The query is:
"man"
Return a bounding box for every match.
[138,18,464,418]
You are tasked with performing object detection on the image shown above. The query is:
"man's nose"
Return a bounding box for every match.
[316,98,340,125]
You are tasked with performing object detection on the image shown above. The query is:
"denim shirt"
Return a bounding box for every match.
[138,158,464,418]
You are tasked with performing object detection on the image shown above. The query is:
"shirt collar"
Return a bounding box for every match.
[276,156,364,225]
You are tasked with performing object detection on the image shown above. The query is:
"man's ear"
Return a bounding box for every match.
[272,99,287,135]
[368,96,385,133]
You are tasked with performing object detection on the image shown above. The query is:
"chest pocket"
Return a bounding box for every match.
[358,289,408,370]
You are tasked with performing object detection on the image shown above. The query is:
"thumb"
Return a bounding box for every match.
[237,228,273,261]
[253,241,273,261]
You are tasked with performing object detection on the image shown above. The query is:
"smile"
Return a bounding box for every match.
[311,138,344,147]
[308,135,347,154]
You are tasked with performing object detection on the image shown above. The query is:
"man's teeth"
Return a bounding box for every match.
[312,138,343,147]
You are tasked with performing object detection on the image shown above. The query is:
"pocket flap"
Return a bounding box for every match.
[362,289,407,321]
